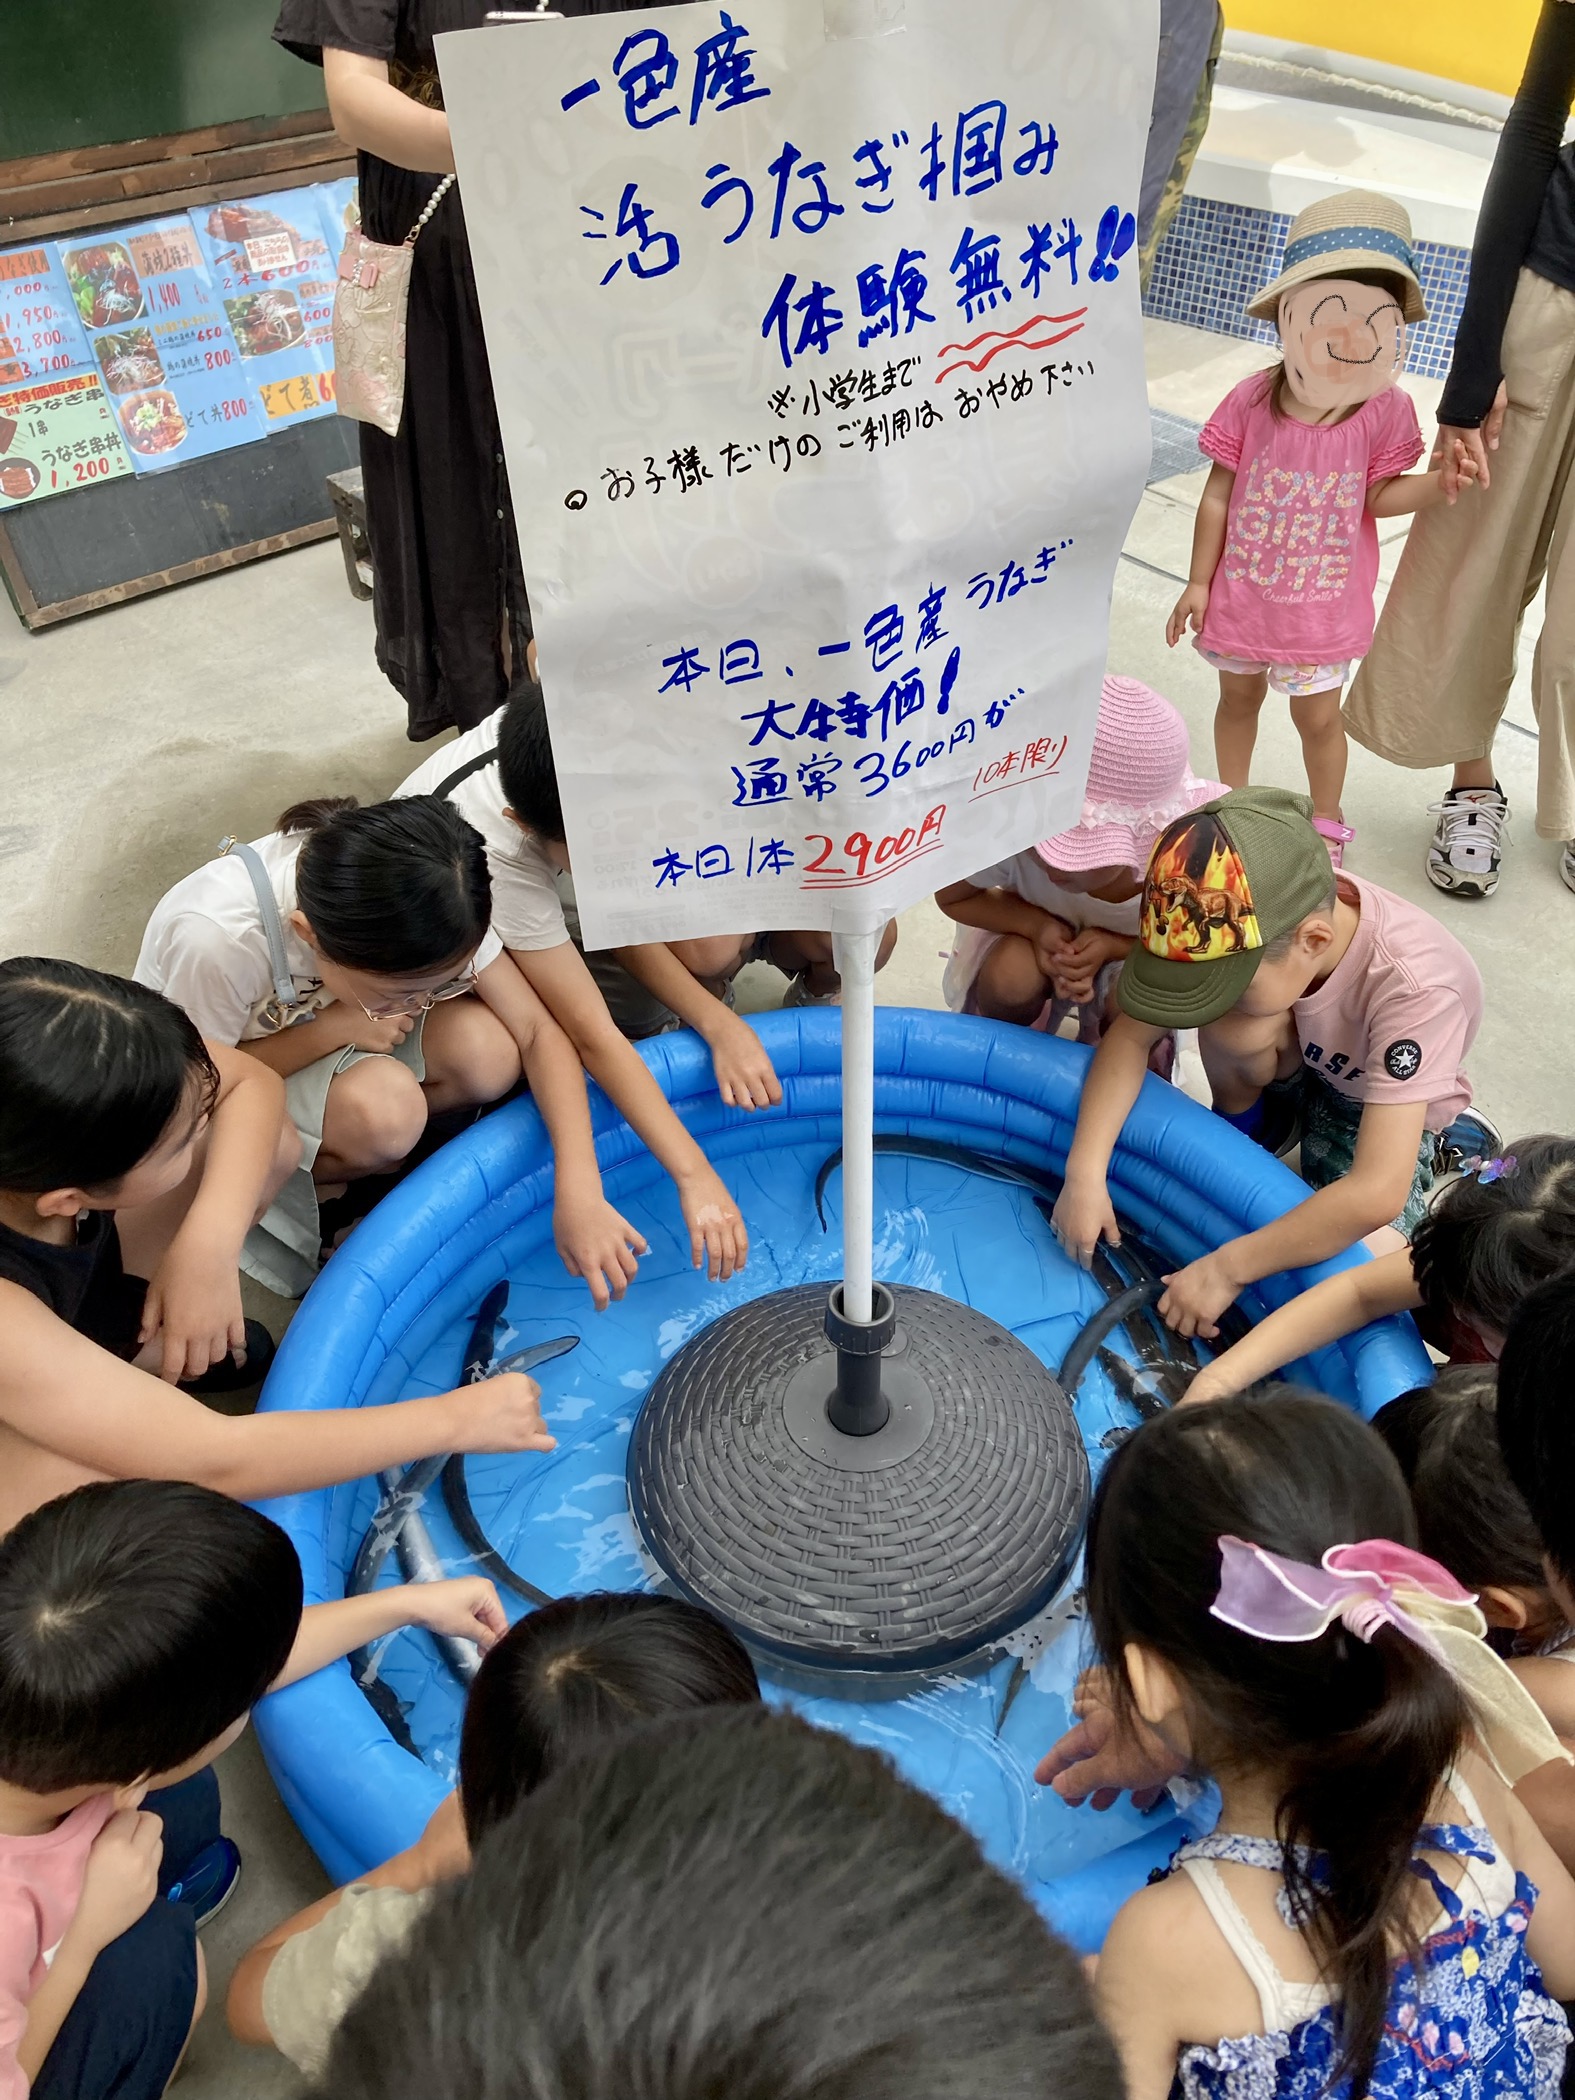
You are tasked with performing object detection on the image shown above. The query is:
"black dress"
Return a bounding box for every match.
[274,0,668,739]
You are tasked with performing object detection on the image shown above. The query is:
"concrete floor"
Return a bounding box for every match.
[0,315,1565,2098]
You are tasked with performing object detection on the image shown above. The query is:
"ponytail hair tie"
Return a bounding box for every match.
[1461,1154,1517,1184]
[1210,1536,1571,1786]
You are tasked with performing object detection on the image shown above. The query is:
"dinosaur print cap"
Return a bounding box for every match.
[1118,786,1337,1028]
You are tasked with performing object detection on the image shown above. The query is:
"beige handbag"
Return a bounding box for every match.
[332,173,455,438]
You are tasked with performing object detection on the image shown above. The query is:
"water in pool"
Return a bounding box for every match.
[345,1137,1179,1906]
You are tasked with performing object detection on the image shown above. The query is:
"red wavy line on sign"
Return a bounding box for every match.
[934,309,1088,382]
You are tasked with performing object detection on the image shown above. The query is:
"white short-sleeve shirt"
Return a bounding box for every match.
[133,828,503,1043]
[395,716,568,954]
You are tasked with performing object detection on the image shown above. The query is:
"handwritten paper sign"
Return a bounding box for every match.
[441,0,1155,946]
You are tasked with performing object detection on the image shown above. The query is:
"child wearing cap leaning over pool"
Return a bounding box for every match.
[1051,786,1489,1340]
[1166,190,1482,865]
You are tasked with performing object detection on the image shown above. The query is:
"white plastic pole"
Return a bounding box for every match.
[832,928,880,1325]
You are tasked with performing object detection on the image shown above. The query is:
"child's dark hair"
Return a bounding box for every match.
[321,1707,1123,2100]
[0,958,219,1193]
[1086,1391,1466,2094]
[1262,267,1409,422]
[458,1590,759,1842]
[0,1480,302,1791]
[1498,1274,1575,1587]
[277,794,492,975]
[496,681,565,844]
[1374,1368,1546,1594]
[1410,1136,1575,1337]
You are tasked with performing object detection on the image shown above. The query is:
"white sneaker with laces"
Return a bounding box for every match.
[1426,785,1508,898]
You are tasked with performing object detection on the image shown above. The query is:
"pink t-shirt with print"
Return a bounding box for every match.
[1293,874,1482,1131]
[1197,374,1424,663]
[0,1794,116,2099]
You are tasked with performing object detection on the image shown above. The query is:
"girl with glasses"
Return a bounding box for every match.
[135,794,643,1308]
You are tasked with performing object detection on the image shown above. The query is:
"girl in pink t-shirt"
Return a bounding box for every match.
[1166,191,1482,864]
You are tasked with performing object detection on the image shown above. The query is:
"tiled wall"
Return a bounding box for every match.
[1143,195,1472,383]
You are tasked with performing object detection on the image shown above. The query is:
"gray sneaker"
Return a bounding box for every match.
[1426,784,1508,898]
[1561,841,1575,896]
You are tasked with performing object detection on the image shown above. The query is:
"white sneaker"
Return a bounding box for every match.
[1426,785,1508,898]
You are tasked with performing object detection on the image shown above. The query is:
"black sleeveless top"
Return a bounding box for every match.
[0,1209,146,1359]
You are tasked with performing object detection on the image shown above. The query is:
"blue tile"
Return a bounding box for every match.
[1143,195,1471,384]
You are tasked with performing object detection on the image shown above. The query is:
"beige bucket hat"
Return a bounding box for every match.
[1247,189,1428,326]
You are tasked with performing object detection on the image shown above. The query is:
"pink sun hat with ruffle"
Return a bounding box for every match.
[1035,675,1225,875]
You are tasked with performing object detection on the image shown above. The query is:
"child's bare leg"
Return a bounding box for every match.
[115,1120,300,1283]
[770,920,898,997]
[1213,668,1268,789]
[418,996,521,1115]
[1289,686,1348,821]
[974,936,1052,1025]
[1198,1008,1298,1115]
[669,934,755,998]
[316,1058,428,1184]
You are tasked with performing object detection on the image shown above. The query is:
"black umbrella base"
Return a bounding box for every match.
[628,1283,1089,1672]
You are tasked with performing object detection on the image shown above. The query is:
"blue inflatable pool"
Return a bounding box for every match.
[252,1008,1430,1949]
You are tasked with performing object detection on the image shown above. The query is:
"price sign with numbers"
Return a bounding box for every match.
[52,219,264,472]
[441,0,1156,946]
[0,372,133,509]
[189,190,338,426]
[0,246,95,388]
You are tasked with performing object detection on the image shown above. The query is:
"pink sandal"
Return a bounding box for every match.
[1313,815,1355,869]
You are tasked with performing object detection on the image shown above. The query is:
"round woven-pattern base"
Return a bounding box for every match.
[628,1284,1089,1670]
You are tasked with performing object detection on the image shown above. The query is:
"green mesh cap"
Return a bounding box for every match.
[1117,786,1336,1029]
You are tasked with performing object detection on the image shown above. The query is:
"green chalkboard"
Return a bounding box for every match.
[1,0,325,162]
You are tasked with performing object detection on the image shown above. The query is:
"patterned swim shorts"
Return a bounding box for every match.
[1196,644,1354,699]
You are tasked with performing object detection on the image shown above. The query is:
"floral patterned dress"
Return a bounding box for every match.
[1170,1786,1570,2099]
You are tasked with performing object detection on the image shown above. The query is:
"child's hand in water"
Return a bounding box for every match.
[676,1166,748,1281]
[448,1370,556,1455]
[1050,1175,1121,1268]
[1166,582,1210,648]
[1158,1251,1240,1339]
[553,1189,648,1311]
[1035,1668,1182,1809]
[400,1577,508,1651]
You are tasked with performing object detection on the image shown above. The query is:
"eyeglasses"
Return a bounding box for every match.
[354,963,478,1020]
